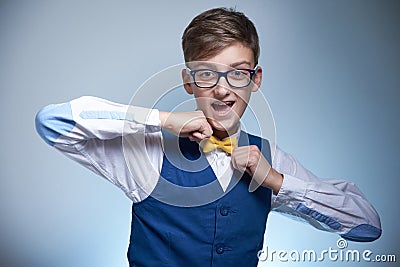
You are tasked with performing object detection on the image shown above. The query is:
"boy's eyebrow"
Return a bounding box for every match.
[188,60,252,70]
[191,62,215,69]
[230,61,252,68]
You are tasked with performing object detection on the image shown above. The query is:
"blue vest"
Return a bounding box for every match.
[128,132,272,266]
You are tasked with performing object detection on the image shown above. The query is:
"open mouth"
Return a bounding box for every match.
[211,101,235,116]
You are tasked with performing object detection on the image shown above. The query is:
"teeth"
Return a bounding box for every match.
[212,101,234,115]
[213,101,233,106]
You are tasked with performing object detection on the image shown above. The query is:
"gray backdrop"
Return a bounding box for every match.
[1,0,399,266]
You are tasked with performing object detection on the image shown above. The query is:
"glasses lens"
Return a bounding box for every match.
[227,70,251,87]
[194,70,218,88]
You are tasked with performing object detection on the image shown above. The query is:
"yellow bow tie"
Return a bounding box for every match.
[202,136,237,155]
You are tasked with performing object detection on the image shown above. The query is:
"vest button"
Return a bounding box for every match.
[216,244,225,254]
[220,208,229,216]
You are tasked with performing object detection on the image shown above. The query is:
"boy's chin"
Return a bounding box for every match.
[208,119,239,137]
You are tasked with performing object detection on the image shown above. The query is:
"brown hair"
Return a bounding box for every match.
[182,7,260,66]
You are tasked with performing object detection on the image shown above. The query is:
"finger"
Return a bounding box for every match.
[248,164,267,192]
[249,155,271,192]
[190,131,208,142]
[233,146,268,192]
[233,145,253,155]
[247,158,262,192]
[232,147,251,166]
[188,135,197,142]
[199,120,213,138]
[248,177,261,192]
[190,131,206,142]
[231,150,248,173]
[231,152,238,170]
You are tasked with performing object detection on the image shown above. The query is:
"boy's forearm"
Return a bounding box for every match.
[158,110,213,141]
[158,110,171,129]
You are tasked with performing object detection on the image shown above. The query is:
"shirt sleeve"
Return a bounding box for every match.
[271,145,382,242]
[35,96,164,202]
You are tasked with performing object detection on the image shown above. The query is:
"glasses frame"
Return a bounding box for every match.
[186,66,259,89]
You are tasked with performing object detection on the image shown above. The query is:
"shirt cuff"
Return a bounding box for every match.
[273,174,307,209]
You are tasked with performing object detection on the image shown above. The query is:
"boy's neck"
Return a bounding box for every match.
[212,129,229,140]
[212,124,240,140]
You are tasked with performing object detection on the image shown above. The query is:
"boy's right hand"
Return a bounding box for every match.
[159,110,213,142]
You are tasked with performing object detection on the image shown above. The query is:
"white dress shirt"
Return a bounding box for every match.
[35,96,382,240]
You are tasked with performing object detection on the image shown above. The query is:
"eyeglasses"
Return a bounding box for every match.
[186,67,258,89]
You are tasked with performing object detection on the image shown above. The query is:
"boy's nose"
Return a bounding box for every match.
[214,77,230,96]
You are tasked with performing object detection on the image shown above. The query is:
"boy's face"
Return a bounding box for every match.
[183,43,262,136]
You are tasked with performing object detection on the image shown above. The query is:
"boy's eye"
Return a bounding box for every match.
[229,70,247,79]
[198,71,216,80]
[201,71,212,77]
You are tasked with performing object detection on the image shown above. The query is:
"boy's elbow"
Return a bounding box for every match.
[35,102,76,146]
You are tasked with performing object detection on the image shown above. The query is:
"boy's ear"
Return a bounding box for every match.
[181,69,194,94]
[252,66,263,92]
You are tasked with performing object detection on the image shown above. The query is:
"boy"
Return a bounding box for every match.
[35,7,381,266]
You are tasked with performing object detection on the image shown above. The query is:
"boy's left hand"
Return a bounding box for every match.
[231,145,283,194]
